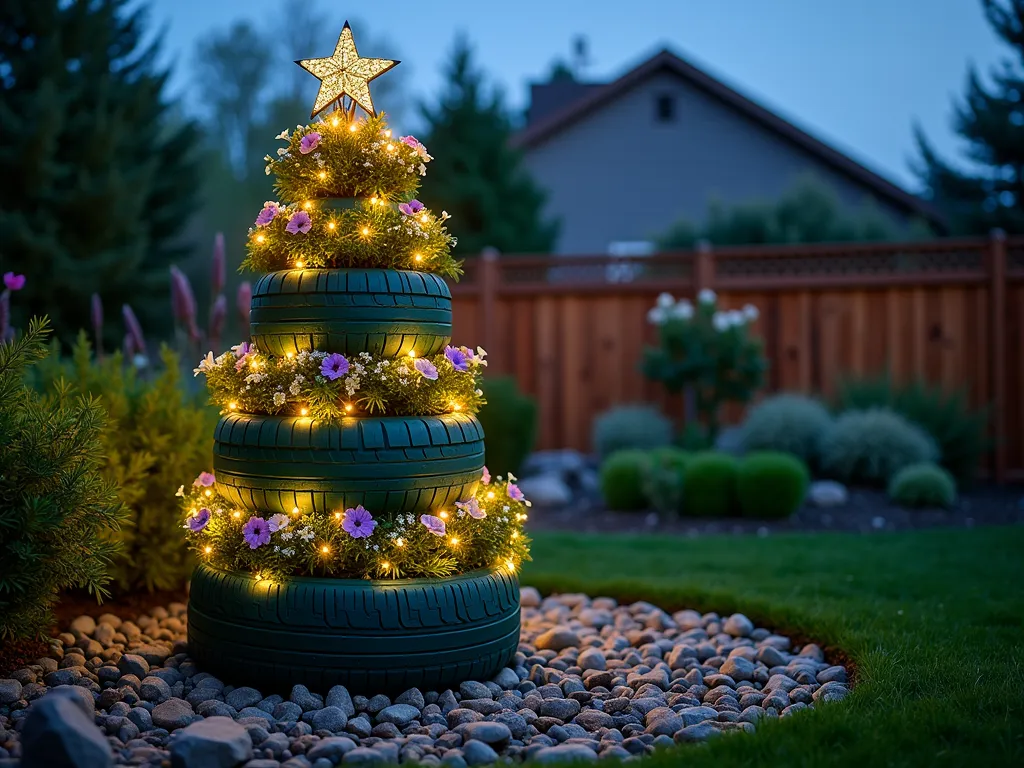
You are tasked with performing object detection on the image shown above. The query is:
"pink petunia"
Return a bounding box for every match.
[481,466,491,484]
[299,132,321,154]
[420,514,446,537]
[507,482,525,502]
[255,202,279,227]
[193,472,216,488]
[456,497,486,520]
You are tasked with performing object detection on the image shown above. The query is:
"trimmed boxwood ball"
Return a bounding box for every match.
[741,393,833,466]
[736,452,810,519]
[599,450,649,511]
[592,404,673,461]
[682,452,739,517]
[819,408,937,486]
[888,462,957,508]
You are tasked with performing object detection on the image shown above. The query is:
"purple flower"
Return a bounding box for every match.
[3,272,25,291]
[444,345,471,372]
[398,199,425,217]
[507,482,525,502]
[456,497,486,520]
[342,506,376,538]
[187,508,211,532]
[400,135,429,159]
[231,342,252,358]
[299,132,321,154]
[193,472,216,488]
[242,516,271,549]
[414,358,438,380]
[481,466,491,484]
[267,513,290,532]
[321,353,349,380]
[286,211,312,235]
[255,202,279,227]
[420,514,446,537]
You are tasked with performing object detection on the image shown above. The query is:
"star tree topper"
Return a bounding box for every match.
[296,21,399,119]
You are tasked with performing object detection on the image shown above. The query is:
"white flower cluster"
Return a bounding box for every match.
[646,290,759,332]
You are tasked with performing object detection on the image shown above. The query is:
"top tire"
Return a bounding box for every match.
[250,268,452,358]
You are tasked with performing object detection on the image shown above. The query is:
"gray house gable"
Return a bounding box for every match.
[514,50,943,255]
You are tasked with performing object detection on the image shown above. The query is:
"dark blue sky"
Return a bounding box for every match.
[151,0,1003,191]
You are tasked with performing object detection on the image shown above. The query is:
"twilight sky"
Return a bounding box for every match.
[149,0,1003,191]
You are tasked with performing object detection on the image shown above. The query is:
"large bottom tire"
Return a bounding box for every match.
[187,564,521,695]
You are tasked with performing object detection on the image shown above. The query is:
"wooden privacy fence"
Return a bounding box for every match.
[448,232,1024,483]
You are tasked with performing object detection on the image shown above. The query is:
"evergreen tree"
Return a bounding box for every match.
[0,0,202,345]
[913,0,1024,234]
[419,36,558,255]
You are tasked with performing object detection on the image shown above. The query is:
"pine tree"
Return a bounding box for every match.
[0,0,202,344]
[913,0,1024,234]
[419,36,558,255]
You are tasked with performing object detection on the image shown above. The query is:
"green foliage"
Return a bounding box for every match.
[599,450,649,511]
[419,36,558,254]
[476,376,537,476]
[741,393,833,466]
[0,0,201,345]
[888,462,958,509]
[642,448,694,517]
[592,404,673,461]
[736,452,809,519]
[835,371,990,485]
[30,335,219,592]
[913,0,1024,234]
[820,408,938,486]
[682,452,739,517]
[642,293,767,438]
[0,320,125,640]
[676,422,713,451]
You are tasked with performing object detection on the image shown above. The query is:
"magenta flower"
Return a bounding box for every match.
[3,273,25,291]
[286,211,312,235]
[193,472,216,488]
[420,514,446,537]
[481,466,491,484]
[321,353,349,380]
[341,506,376,539]
[122,304,148,354]
[444,345,471,372]
[398,200,425,217]
[507,482,525,502]
[400,135,422,149]
[456,497,486,520]
[187,508,211,532]
[255,202,280,227]
[300,132,321,154]
[414,358,438,380]
[242,516,271,549]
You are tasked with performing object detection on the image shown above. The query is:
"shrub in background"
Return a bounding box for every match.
[819,408,937,486]
[676,422,713,451]
[477,376,537,477]
[836,372,989,485]
[741,393,833,467]
[888,462,957,509]
[593,404,673,461]
[31,335,218,593]
[736,452,810,519]
[682,452,739,517]
[599,450,649,511]
[1,320,125,640]
[642,447,694,517]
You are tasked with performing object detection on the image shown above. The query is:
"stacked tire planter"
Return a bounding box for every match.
[189,258,521,694]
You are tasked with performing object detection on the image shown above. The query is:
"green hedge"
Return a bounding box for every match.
[682,452,739,517]
[736,451,810,519]
[599,450,649,511]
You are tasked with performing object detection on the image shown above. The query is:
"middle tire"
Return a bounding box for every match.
[213,412,485,515]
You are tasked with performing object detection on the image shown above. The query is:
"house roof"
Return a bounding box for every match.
[514,49,944,228]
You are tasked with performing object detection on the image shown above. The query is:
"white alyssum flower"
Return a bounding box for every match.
[743,303,759,321]
[671,300,694,320]
[656,292,675,309]
[712,312,730,332]
[698,288,717,305]
[726,309,745,327]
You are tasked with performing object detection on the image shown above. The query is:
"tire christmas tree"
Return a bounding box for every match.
[180,23,530,694]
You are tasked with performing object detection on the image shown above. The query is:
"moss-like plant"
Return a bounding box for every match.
[599,450,649,511]
[682,452,739,517]
[888,462,957,508]
[736,452,810,519]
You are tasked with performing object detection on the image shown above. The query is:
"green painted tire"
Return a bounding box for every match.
[188,564,521,695]
[213,413,484,515]
[250,268,452,358]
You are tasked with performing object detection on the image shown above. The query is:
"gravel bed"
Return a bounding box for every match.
[0,590,850,767]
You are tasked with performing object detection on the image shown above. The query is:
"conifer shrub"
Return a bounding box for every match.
[599,450,649,511]
[0,319,126,640]
[819,408,937,486]
[593,404,673,462]
[682,452,739,517]
[741,393,833,467]
[888,462,957,509]
[477,376,537,477]
[736,452,810,519]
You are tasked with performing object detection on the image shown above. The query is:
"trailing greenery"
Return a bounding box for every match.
[30,335,218,592]
[592,404,673,462]
[819,408,938,486]
[196,345,486,419]
[180,468,530,580]
[835,371,989,485]
[736,451,809,519]
[0,320,126,640]
[682,452,739,517]
[599,450,649,511]
[241,197,460,278]
[888,462,957,509]
[477,376,537,477]
[740,393,833,467]
[642,447,694,517]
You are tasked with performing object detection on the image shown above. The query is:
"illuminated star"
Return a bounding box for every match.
[295,21,399,119]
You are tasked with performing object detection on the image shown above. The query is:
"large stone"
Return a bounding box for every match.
[170,716,253,768]
[152,697,196,731]
[21,688,112,768]
[48,685,94,715]
[225,686,263,710]
[537,698,581,721]
[307,736,358,761]
[312,705,350,731]
[808,480,848,507]
[463,739,500,766]
[139,675,172,703]
[532,743,598,763]
[723,614,755,638]
[376,703,420,725]
[327,685,356,717]
[517,475,572,507]
[0,679,22,705]
[117,654,150,679]
[577,648,606,672]
[534,627,580,651]
[456,721,512,748]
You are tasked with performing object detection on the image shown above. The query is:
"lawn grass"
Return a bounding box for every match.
[520,525,1024,766]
